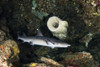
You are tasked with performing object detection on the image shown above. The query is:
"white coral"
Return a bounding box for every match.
[47,16,68,40]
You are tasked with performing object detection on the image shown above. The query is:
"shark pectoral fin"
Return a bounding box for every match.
[46,41,54,45]
[51,46,55,49]
[30,42,35,46]
[46,41,55,49]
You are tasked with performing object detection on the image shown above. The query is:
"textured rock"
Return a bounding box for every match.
[0,40,20,67]
[0,30,6,41]
[60,51,99,67]
[40,57,64,67]
[23,63,48,67]
[34,47,50,56]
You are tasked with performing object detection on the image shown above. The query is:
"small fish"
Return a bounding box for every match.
[18,29,71,49]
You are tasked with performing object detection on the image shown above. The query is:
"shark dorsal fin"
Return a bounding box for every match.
[36,29,43,36]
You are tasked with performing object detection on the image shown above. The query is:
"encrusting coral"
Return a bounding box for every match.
[0,40,20,67]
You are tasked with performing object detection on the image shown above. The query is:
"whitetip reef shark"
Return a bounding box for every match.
[18,29,71,49]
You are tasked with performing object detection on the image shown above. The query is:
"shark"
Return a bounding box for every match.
[18,29,71,49]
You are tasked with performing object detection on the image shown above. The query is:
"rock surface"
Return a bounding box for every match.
[0,40,20,67]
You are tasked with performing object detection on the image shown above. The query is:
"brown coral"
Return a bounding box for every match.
[0,40,20,67]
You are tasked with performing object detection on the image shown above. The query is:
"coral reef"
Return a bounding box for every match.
[79,33,93,47]
[40,57,64,67]
[0,40,20,67]
[60,51,99,67]
[0,0,100,67]
[0,30,6,41]
[23,63,48,67]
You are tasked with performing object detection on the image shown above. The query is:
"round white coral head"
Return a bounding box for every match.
[47,16,68,40]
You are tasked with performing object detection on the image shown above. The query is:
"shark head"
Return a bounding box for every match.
[54,42,71,48]
[46,39,71,49]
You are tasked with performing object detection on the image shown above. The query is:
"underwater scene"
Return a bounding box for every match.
[0,0,100,67]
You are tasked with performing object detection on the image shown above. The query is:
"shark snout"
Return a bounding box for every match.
[66,44,71,47]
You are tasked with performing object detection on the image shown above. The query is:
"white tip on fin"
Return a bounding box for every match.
[36,29,43,36]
